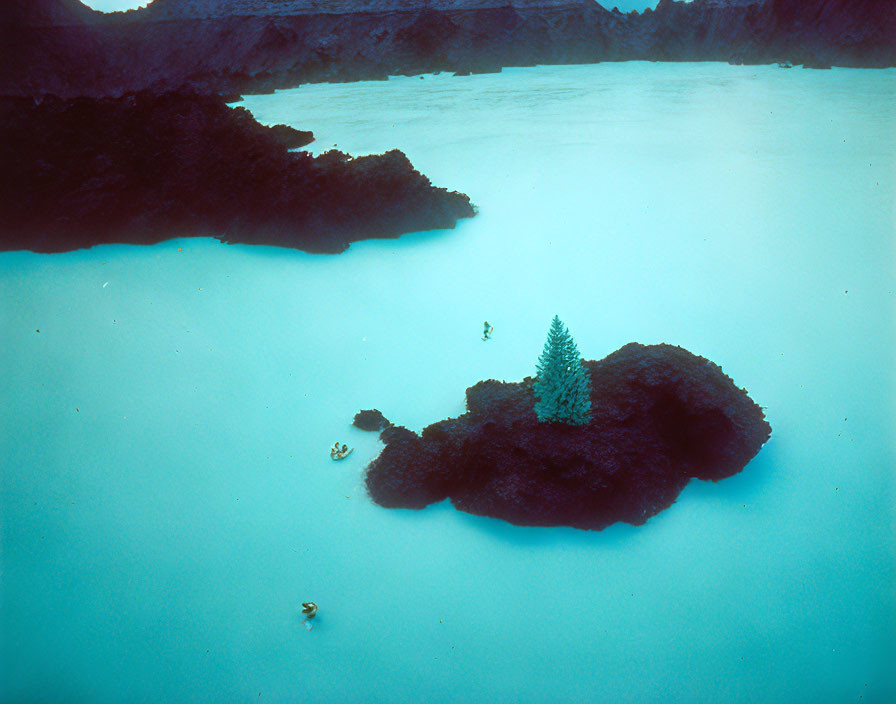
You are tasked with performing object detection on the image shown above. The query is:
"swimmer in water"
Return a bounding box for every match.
[301,602,318,631]
[331,444,353,460]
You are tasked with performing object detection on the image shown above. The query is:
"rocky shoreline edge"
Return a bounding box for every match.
[0,91,475,254]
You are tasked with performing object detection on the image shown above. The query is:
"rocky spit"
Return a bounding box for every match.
[0,91,474,253]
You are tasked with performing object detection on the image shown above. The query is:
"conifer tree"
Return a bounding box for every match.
[534,315,592,425]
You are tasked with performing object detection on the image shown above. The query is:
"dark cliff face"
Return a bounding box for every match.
[1,0,107,97]
[363,343,771,530]
[762,0,896,67]
[3,0,99,26]
[2,0,893,97]
[0,91,474,253]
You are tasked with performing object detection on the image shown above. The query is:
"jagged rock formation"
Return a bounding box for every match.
[364,343,771,530]
[353,409,393,431]
[0,91,474,253]
[2,0,893,97]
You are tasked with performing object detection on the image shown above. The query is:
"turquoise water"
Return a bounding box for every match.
[2,63,894,702]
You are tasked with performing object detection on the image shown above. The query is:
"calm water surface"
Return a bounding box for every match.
[2,63,894,702]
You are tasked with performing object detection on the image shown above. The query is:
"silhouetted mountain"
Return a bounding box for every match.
[2,0,893,97]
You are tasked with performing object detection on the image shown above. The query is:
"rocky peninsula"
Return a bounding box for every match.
[0,91,474,253]
[362,343,771,530]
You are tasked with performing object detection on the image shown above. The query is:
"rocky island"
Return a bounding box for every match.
[362,322,771,530]
[0,91,474,253]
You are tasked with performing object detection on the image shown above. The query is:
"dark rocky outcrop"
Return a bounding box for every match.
[2,0,893,98]
[353,409,393,432]
[267,123,315,149]
[364,343,771,530]
[0,91,474,253]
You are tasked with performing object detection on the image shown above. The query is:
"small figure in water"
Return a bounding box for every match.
[301,602,318,631]
[482,321,494,341]
[331,443,353,461]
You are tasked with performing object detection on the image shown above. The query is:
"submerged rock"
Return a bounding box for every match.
[0,91,475,253]
[365,343,771,530]
[353,409,392,432]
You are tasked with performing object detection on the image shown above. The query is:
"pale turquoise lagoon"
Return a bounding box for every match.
[2,63,894,702]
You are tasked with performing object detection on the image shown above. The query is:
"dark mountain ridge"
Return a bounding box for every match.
[3,0,893,97]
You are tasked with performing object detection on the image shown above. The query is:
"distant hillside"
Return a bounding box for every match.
[140,0,594,18]
[3,0,99,26]
[2,0,893,96]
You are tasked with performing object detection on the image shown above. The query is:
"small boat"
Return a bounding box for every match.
[331,448,354,461]
[777,61,793,69]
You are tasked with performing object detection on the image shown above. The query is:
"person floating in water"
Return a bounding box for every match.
[330,443,353,461]
[301,601,318,631]
[482,321,494,341]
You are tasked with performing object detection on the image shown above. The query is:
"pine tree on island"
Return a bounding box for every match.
[534,316,592,425]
